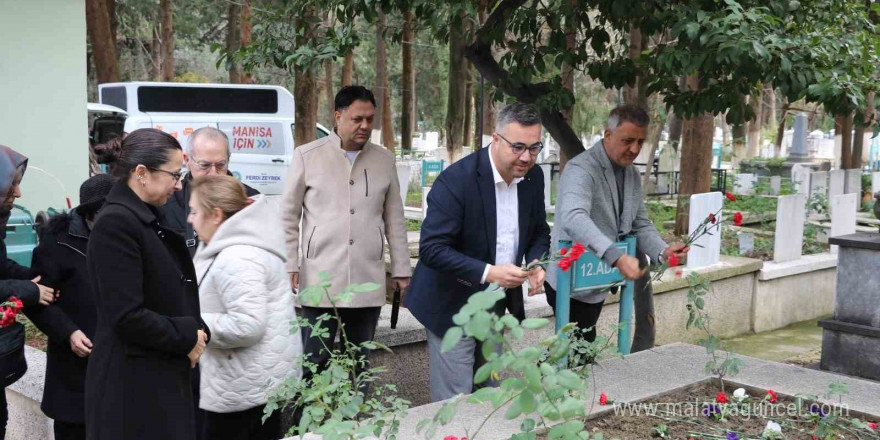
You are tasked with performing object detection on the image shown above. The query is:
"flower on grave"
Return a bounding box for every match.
[764,421,783,435]
[715,392,728,404]
[443,436,467,440]
[559,247,568,256]
[599,392,614,406]
[703,404,720,417]
[765,389,778,403]
[726,192,737,202]
[708,213,717,224]
[868,422,878,430]
[667,253,679,268]
[809,403,827,418]
[733,212,744,226]
[733,388,749,402]
[726,431,739,440]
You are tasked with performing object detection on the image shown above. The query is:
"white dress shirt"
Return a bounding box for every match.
[481,147,523,283]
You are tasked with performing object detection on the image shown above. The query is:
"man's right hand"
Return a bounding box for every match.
[290,272,299,293]
[69,330,93,358]
[31,276,57,306]
[614,255,642,280]
[188,329,207,368]
[487,264,529,289]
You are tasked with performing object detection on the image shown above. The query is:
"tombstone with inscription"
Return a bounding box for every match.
[829,170,846,198]
[830,193,858,253]
[773,194,807,262]
[845,169,862,195]
[791,163,811,196]
[788,113,810,162]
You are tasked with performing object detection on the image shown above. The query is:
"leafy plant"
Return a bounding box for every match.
[685,273,744,392]
[265,272,411,439]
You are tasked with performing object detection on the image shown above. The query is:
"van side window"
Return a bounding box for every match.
[290,124,330,147]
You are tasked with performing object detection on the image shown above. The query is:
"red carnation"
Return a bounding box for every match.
[726,192,737,202]
[570,242,586,261]
[0,307,16,328]
[715,392,728,404]
[708,213,717,224]
[765,389,778,403]
[733,212,744,226]
[868,422,877,430]
[10,297,23,311]
[599,392,608,406]
[557,257,573,272]
[443,436,460,440]
[668,253,679,268]
[559,247,568,256]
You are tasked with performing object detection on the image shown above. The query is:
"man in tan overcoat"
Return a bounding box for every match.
[281,85,411,384]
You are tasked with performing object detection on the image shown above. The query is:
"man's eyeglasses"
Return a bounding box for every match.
[495,133,544,156]
[148,167,184,182]
[190,159,228,172]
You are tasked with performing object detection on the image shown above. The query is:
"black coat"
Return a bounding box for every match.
[0,211,39,304]
[159,172,260,257]
[24,210,96,423]
[85,182,208,440]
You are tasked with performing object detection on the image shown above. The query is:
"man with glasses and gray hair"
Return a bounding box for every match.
[160,126,260,257]
[546,104,689,352]
[405,102,551,402]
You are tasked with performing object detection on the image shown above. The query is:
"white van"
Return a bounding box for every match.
[95,81,330,194]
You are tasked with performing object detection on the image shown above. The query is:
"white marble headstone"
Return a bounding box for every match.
[687,192,723,269]
[791,164,811,196]
[810,171,828,199]
[540,164,553,209]
[830,193,858,253]
[396,164,412,206]
[872,172,880,196]
[828,170,846,198]
[844,169,862,195]
[769,176,782,195]
[733,174,757,195]
[773,194,806,263]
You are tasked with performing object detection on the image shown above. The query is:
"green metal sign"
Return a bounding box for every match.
[421,160,444,187]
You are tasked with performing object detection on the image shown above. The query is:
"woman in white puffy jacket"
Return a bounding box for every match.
[188,175,301,440]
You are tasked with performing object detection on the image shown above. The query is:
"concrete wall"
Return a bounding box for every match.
[753,253,837,333]
[0,0,88,212]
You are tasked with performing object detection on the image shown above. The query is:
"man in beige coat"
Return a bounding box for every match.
[281,85,411,384]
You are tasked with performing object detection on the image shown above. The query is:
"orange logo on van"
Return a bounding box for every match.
[184,127,194,135]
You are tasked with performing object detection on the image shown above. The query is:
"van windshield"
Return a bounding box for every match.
[137,86,278,113]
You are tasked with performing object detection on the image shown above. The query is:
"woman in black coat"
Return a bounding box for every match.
[25,174,115,440]
[85,129,209,440]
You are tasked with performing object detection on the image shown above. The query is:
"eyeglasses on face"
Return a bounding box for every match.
[190,159,228,172]
[147,167,184,182]
[495,133,544,156]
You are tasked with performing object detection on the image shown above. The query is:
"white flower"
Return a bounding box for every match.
[764,421,782,434]
[733,388,749,401]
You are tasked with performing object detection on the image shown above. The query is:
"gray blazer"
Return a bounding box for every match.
[547,140,667,303]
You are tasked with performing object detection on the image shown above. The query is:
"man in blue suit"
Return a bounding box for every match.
[405,102,551,402]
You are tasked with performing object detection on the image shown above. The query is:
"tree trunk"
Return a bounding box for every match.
[463,65,474,149]
[668,113,683,152]
[106,0,118,53]
[226,2,243,83]
[294,7,319,147]
[445,11,468,161]
[151,24,161,81]
[85,0,119,84]
[853,125,865,170]
[623,26,649,110]
[720,115,731,151]
[160,0,174,81]
[324,59,335,127]
[558,0,578,169]
[341,53,354,87]
[774,104,789,157]
[766,87,777,136]
[240,0,252,83]
[375,10,394,150]
[641,95,663,192]
[838,114,853,169]
[674,74,715,236]
[746,90,763,158]
[401,11,415,153]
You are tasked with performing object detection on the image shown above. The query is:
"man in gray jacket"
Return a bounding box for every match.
[546,105,688,351]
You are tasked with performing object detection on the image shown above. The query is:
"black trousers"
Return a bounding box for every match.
[203,404,281,440]
[299,306,382,389]
[53,420,86,440]
[545,250,656,352]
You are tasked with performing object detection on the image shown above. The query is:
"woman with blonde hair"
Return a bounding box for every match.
[189,175,300,440]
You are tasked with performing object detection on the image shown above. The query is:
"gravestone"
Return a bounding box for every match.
[738,232,754,255]
[791,163,811,196]
[872,172,880,196]
[657,147,679,194]
[733,173,757,195]
[395,164,411,206]
[773,194,807,263]
[540,164,552,209]
[828,170,846,198]
[788,113,810,162]
[769,176,782,195]
[845,169,862,195]
[687,192,723,269]
[809,171,828,214]
[830,193,858,253]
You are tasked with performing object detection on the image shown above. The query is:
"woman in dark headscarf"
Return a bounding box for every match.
[0,145,56,438]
